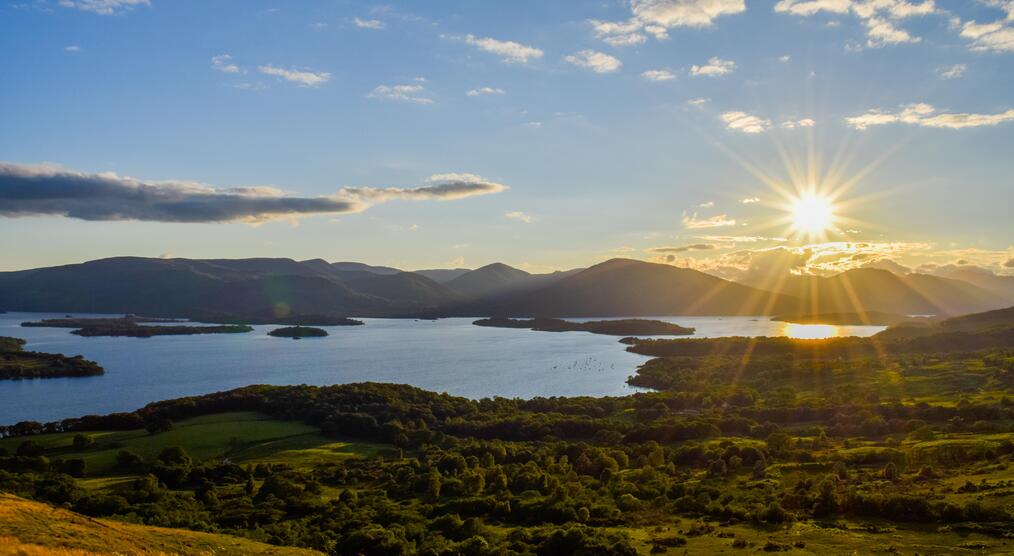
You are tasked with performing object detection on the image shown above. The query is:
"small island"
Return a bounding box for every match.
[473,317,695,336]
[0,336,104,380]
[770,311,923,326]
[268,326,329,339]
[22,317,253,338]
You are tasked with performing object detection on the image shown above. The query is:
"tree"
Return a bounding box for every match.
[116,450,143,468]
[72,433,94,450]
[145,418,174,435]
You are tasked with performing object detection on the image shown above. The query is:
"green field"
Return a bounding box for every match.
[0,411,388,476]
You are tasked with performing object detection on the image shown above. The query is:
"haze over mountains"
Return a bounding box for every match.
[0,256,1009,321]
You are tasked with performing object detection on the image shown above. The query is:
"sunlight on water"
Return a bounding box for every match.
[781,323,844,339]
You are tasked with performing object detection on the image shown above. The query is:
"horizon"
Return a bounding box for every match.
[1,1,1012,280]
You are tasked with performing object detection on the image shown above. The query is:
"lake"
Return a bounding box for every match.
[0,312,886,424]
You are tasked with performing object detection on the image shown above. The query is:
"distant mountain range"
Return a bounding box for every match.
[743,267,1006,316]
[0,256,1009,321]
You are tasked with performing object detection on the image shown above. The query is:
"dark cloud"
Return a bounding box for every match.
[650,243,717,254]
[1006,258,1014,268]
[0,163,507,223]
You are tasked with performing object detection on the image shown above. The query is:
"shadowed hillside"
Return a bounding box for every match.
[747,267,1006,316]
[442,258,799,317]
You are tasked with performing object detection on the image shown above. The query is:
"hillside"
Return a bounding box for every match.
[443,262,535,298]
[0,257,446,319]
[442,258,799,317]
[0,493,322,556]
[928,266,1014,302]
[750,267,1006,316]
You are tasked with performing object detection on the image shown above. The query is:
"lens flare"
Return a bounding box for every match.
[790,193,835,236]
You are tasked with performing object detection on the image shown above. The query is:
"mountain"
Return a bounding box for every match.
[0,257,439,318]
[926,266,1014,302]
[440,258,798,317]
[413,267,471,283]
[330,270,460,305]
[745,267,1007,316]
[444,263,534,298]
[330,261,403,275]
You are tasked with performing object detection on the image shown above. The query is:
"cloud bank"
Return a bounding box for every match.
[0,164,507,224]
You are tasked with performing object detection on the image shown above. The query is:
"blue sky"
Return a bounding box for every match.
[1,0,1012,279]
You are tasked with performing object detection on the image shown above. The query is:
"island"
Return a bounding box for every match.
[0,336,104,379]
[770,311,923,326]
[267,326,329,339]
[22,317,253,338]
[473,317,694,336]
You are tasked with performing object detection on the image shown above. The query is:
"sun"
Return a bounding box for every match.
[790,193,835,236]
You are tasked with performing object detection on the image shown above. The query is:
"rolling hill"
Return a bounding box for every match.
[440,258,799,317]
[746,267,1006,316]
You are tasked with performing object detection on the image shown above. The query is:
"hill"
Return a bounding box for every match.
[0,493,323,556]
[0,257,453,319]
[442,258,798,317]
[412,267,471,283]
[749,267,1006,316]
[443,262,535,298]
[927,266,1014,302]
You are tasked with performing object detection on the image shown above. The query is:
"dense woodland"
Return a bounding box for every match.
[1,318,1012,554]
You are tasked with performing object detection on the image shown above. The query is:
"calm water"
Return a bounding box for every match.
[0,312,885,424]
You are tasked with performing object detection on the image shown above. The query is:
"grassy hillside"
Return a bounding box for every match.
[0,493,322,555]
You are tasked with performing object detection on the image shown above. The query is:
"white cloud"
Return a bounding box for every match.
[774,0,939,48]
[779,54,791,62]
[690,56,735,76]
[698,201,715,208]
[464,34,543,64]
[368,84,433,104]
[258,65,330,87]
[211,54,240,74]
[589,19,647,46]
[959,19,1014,52]
[631,0,747,30]
[64,45,81,52]
[847,103,1014,130]
[682,212,737,229]
[565,50,622,73]
[780,118,816,128]
[466,87,506,96]
[721,111,773,133]
[57,0,149,15]
[686,97,710,107]
[864,16,920,46]
[354,17,385,29]
[589,0,746,45]
[641,69,677,81]
[937,63,967,79]
[505,210,533,223]
[740,197,761,204]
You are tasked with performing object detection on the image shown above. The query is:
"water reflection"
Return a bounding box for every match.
[781,323,845,339]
